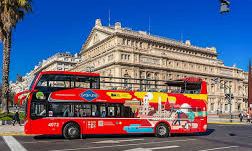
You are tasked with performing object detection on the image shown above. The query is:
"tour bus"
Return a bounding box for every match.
[15,71,208,139]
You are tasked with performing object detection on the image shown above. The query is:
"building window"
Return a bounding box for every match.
[123,39,126,45]
[225,104,228,111]
[140,42,142,48]
[210,103,214,111]
[211,85,214,92]
[238,103,241,111]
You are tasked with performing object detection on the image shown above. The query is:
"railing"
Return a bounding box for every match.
[99,76,201,94]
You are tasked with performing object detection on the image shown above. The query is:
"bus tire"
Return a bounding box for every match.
[63,122,80,139]
[155,123,170,138]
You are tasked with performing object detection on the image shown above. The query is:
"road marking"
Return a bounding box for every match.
[2,136,27,151]
[198,146,239,151]
[93,138,144,144]
[50,138,196,151]
[124,145,180,151]
[217,124,247,127]
[22,140,71,144]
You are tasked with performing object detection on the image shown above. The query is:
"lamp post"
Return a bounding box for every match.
[220,0,230,14]
[212,78,233,122]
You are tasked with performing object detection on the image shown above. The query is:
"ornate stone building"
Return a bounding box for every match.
[72,19,249,114]
[10,52,82,93]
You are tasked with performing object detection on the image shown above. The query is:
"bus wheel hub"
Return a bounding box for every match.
[68,127,77,136]
[158,126,167,136]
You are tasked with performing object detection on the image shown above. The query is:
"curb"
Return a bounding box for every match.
[0,132,27,136]
[208,122,246,125]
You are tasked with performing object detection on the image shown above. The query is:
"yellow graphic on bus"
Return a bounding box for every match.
[184,94,208,102]
[106,92,132,99]
[134,92,168,103]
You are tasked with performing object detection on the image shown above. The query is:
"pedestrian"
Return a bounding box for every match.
[249,108,252,123]
[12,110,21,126]
[238,111,244,122]
[246,112,250,123]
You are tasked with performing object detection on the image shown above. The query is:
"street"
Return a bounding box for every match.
[1,124,252,151]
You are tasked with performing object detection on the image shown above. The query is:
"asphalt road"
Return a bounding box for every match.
[1,124,252,151]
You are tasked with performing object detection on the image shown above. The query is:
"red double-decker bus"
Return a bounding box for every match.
[15,71,208,139]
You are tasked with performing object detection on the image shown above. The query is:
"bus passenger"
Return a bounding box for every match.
[79,109,84,117]
[74,108,80,117]
[95,110,99,117]
[101,111,106,118]
[63,106,70,117]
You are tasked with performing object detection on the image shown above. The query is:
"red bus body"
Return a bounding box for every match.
[18,71,208,136]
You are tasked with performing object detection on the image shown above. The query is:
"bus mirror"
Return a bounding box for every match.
[49,111,53,117]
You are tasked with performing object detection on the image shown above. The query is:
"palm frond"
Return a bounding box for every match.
[0,0,32,32]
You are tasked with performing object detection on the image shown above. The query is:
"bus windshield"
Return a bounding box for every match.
[35,74,100,91]
[28,74,38,90]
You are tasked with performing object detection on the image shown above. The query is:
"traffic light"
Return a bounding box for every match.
[220,0,230,14]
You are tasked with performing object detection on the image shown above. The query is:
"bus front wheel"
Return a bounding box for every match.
[155,123,170,138]
[63,122,80,139]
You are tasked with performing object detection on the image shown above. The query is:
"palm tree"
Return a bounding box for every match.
[0,0,32,113]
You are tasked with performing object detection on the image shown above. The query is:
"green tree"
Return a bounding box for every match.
[0,0,32,113]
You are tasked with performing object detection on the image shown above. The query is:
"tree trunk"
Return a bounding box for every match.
[1,31,11,114]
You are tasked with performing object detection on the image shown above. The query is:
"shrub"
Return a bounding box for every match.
[0,111,25,120]
[0,116,13,121]
[19,112,26,120]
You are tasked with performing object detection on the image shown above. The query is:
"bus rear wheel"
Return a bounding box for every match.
[155,123,170,138]
[63,122,80,139]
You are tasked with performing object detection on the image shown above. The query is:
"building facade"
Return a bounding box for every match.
[10,52,82,93]
[29,52,82,76]
[72,19,248,114]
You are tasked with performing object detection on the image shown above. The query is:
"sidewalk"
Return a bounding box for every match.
[0,124,25,136]
[207,114,249,125]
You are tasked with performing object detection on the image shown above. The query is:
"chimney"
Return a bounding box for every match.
[95,19,102,27]
[115,22,121,30]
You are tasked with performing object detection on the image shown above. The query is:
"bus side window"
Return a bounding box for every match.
[108,106,115,117]
[116,105,121,117]
[124,107,134,118]
[31,102,46,118]
[92,105,99,117]
[100,105,106,118]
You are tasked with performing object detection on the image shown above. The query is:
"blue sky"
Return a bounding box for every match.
[0,0,251,82]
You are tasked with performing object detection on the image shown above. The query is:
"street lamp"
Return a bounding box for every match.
[212,77,233,122]
[220,0,230,14]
